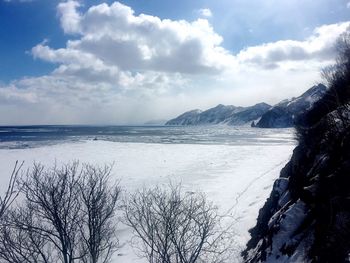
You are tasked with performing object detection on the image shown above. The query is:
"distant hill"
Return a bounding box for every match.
[165,109,203,125]
[166,84,327,128]
[255,84,327,128]
[143,119,167,126]
[165,103,271,126]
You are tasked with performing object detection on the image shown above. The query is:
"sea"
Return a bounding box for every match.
[0,125,295,149]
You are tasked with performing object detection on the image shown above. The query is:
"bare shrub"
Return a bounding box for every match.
[20,162,84,263]
[0,207,53,263]
[0,162,121,263]
[124,183,232,263]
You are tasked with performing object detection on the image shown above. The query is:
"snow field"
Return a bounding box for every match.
[0,140,295,262]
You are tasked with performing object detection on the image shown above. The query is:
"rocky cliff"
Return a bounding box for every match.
[243,33,350,263]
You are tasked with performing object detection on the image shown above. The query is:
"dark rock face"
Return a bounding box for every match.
[244,34,350,262]
[256,84,327,128]
[243,106,350,262]
[165,103,271,126]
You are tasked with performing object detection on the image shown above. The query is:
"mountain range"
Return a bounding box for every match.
[165,84,327,128]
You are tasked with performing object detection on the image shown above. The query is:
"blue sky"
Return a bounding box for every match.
[0,0,350,124]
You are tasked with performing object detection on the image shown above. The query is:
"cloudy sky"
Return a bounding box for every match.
[0,0,350,125]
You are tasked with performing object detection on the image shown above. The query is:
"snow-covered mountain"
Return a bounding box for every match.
[166,103,271,126]
[166,84,326,128]
[165,109,203,125]
[255,84,327,128]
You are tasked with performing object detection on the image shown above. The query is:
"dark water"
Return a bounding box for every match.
[0,125,295,149]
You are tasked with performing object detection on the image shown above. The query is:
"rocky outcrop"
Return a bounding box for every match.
[255,84,327,128]
[243,106,350,262]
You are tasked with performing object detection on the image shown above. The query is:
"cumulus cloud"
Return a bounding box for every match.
[51,1,231,75]
[0,1,349,124]
[197,8,212,18]
[347,1,350,8]
[237,22,350,69]
[34,1,350,82]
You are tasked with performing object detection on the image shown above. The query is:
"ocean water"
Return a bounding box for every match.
[0,125,295,149]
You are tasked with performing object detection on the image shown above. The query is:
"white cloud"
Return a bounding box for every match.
[36,2,350,80]
[57,0,82,34]
[237,22,350,69]
[347,1,350,8]
[197,8,212,18]
[50,2,231,75]
[0,1,349,124]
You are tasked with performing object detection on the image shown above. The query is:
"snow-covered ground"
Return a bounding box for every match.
[0,136,295,262]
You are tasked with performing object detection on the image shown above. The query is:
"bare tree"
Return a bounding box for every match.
[320,31,350,127]
[0,161,23,219]
[296,31,350,141]
[79,164,121,263]
[125,186,176,263]
[0,162,122,263]
[321,31,350,88]
[124,183,231,263]
[19,162,84,263]
[0,207,53,263]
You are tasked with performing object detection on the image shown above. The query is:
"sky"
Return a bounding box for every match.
[0,0,350,125]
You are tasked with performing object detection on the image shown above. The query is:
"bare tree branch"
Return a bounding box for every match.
[0,161,23,219]
[0,162,121,263]
[124,183,233,263]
